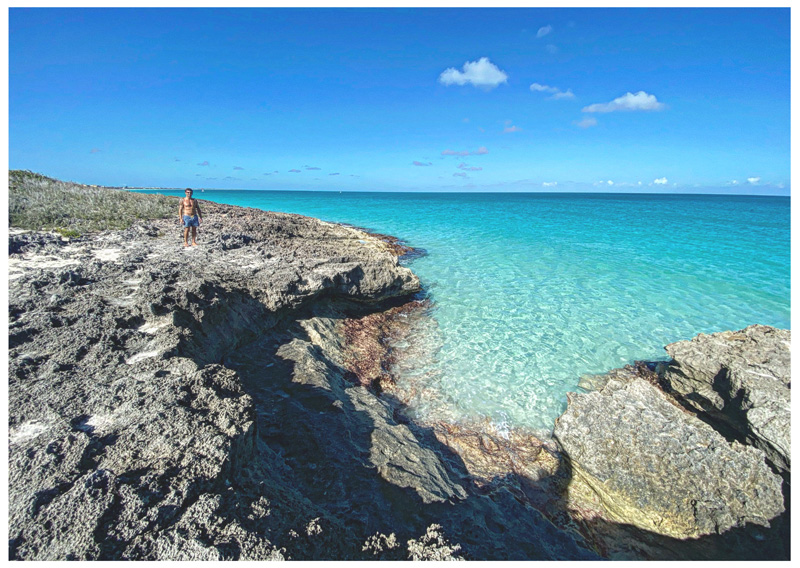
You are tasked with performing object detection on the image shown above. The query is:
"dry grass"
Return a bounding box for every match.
[8,170,176,235]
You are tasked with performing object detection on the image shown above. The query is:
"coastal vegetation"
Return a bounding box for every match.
[8,169,175,235]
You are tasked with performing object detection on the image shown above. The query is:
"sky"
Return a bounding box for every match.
[8,7,791,194]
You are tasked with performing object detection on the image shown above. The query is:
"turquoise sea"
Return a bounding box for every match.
[141,190,791,434]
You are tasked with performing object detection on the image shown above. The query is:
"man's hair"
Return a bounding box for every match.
[185,188,193,194]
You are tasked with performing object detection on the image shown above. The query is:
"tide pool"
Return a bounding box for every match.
[138,190,790,433]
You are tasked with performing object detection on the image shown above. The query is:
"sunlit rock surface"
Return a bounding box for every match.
[554,327,789,559]
[555,376,783,539]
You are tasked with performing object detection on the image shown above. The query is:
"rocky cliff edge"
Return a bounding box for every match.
[8,201,595,560]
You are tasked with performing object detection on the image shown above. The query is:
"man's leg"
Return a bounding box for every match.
[191,226,198,245]
[184,226,190,247]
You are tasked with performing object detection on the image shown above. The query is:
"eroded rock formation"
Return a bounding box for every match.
[554,328,790,560]
[8,201,595,560]
[661,325,791,473]
[555,376,783,538]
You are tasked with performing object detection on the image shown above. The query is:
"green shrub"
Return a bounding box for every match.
[55,228,81,238]
[8,170,176,233]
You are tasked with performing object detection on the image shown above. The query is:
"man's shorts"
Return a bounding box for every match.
[183,215,199,228]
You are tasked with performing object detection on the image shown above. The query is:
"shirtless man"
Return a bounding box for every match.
[179,188,203,247]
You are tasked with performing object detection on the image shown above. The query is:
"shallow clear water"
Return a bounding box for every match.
[141,190,790,433]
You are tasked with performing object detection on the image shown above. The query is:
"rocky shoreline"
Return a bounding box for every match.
[342,298,791,560]
[8,198,790,560]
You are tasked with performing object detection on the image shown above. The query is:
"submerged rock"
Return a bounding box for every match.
[661,325,791,473]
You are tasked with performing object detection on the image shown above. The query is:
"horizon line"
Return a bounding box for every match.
[127,187,791,198]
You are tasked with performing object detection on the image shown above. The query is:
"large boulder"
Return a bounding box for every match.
[661,325,790,473]
[554,376,784,540]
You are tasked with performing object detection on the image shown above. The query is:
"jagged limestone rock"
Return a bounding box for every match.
[8,203,419,560]
[554,376,784,540]
[661,325,791,473]
[9,201,595,561]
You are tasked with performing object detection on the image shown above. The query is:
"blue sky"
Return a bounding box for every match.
[9,7,791,194]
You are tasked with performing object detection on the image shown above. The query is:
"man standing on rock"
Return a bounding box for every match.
[179,188,203,247]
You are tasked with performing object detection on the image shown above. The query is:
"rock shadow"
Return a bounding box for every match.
[173,296,594,560]
[174,295,789,561]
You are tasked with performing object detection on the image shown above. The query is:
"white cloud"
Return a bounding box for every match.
[439,57,508,89]
[653,177,668,185]
[530,83,574,99]
[730,180,739,185]
[442,149,469,156]
[747,177,761,184]
[582,91,666,113]
[457,162,483,171]
[442,146,489,156]
[607,180,614,186]
[573,117,597,128]
[542,181,558,187]
[550,89,574,99]
[503,125,522,133]
[537,25,553,38]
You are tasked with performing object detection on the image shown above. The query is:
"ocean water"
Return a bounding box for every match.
[141,190,791,433]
